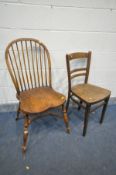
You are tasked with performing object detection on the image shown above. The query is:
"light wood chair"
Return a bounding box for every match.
[66,51,111,136]
[5,38,70,153]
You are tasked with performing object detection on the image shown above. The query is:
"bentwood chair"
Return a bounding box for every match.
[66,51,111,136]
[5,38,70,153]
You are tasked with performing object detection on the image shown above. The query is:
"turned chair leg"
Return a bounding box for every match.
[83,104,91,136]
[100,96,110,124]
[62,104,71,134]
[22,114,30,154]
[16,102,20,120]
[66,92,71,112]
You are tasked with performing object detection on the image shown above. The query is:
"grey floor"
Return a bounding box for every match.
[0,104,116,175]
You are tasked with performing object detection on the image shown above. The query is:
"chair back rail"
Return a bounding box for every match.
[66,51,91,90]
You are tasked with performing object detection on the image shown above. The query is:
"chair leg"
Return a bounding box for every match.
[62,105,70,134]
[83,104,91,136]
[78,101,82,110]
[66,92,71,112]
[16,102,20,120]
[100,96,110,124]
[22,114,30,154]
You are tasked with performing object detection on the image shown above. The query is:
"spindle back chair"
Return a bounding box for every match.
[66,51,111,136]
[5,38,70,154]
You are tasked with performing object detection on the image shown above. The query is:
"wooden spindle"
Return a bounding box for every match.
[39,45,43,86]
[25,41,33,88]
[44,47,51,87]
[8,51,20,92]
[30,40,37,87]
[11,45,23,91]
[16,42,26,91]
[21,41,30,90]
[35,42,40,87]
[44,48,47,86]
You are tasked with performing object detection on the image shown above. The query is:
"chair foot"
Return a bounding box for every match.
[83,132,86,137]
[66,127,71,134]
[62,105,71,134]
[16,117,19,121]
[99,96,110,124]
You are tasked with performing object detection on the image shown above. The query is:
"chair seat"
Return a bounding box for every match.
[18,87,66,114]
[72,83,111,104]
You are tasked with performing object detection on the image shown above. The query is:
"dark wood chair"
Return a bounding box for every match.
[5,38,70,153]
[66,51,111,136]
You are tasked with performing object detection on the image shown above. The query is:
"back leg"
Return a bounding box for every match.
[78,100,82,110]
[16,102,20,120]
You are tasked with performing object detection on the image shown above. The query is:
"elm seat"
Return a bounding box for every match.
[18,87,65,114]
[72,84,110,104]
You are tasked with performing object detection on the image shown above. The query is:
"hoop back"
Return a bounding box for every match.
[5,38,52,94]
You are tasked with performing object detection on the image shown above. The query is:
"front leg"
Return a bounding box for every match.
[100,96,110,124]
[22,114,30,154]
[83,104,91,136]
[62,104,71,134]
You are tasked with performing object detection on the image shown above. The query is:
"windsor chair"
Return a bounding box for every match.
[5,38,70,153]
[66,51,111,136]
